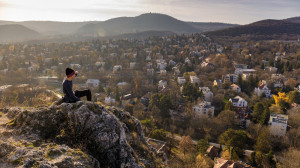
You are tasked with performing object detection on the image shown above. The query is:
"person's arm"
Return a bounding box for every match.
[64,82,80,101]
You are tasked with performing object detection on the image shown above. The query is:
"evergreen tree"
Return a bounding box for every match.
[253,103,264,123]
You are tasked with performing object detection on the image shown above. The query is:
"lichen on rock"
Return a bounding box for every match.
[0,102,158,168]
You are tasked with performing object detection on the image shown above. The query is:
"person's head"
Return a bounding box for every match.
[65,68,77,80]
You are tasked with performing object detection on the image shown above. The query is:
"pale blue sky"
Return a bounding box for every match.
[0,0,299,24]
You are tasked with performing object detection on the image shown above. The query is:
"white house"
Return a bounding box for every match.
[269,113,288,137]
[224,74,238,83]
[86,79,100,88]
[190,76,200,84]
[130,62,136,69]
[113,65,122,72]
[146,62,153,69]
[158,80,168,89]
[235,69,256,75]
[160,70,167,75]
[230,84,241,93]
[70,64,81,69]
[185,57,191,64]
[295,84,300,92]
[95,62,106,67]
[147,68,154,76]
[177,77,186,85]
[229,96,247,108]
[255,83,272,98]
[199,87,213,102]
[157,62,167,70]
[265,66,278,73]
[273,81,283,88]
[193,101,215,118]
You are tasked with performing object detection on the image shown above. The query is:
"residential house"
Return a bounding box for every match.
[269,113,288,137]
[146,55,151,61]
[86,79,100,88]
[235,69,256,75]
[158,80,167,89]
[117,82,128,89]
[234,64,248,69]
[160,70,167,75]
[229,96,247,108]
[193,101,215,118]
[146,62,153,69]
[265,66,278,73]
[130,62,136,69]
[185,57,191,65]
[190,76,200,84]
[271,74,285,81]
[70,64,81,69]
[177,77,186,85]
[113,65,122,72]
[295,84,300,92]
[224,74,238,83]
[172,67,180,75]
[201,62,215,69]
[255,82,272,98]
[206,146,219,160]
[157,62,167,70]
[147,68,154,76]
[199,87,213,102]
[214,158,250,168]
[230,84,241,93]
[96,61,106,68]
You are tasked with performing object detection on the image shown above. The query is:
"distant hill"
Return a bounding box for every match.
[284,16,300,23]
[188,22,239,32]
[0,24,40,42]
[77,13,200,36]
[205,19,300,40]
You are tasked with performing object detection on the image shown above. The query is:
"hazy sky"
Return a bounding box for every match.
[0,0,299,24]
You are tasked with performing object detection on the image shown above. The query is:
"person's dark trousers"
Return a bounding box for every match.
[75,89,92,101]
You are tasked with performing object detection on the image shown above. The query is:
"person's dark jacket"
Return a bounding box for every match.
[62,79,80,103]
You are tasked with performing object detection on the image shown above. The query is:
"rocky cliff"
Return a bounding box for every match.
[0,102,161,168]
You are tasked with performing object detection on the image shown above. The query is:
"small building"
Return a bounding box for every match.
[269,113,288,137]
[113,65,122,72]
[158,80,168,89]
[130,62,136,69]
[86,79,100,88]
[70,64,81,69]
[190,76,200,84]
[199,87,213,102]
[177,77,186,85]
[95,62,106,67]
[147,68,154,76]
[224,74,238,84]
[157,62,167,70]
[206,146,219,160]
[273,81,283,88]
[255,83,272,98]
[193,101,215,118]
[229,96,247,108]
[265,66,278,73]
[160,70,167,75]
[295,84,300,92]
[230,84,241,93]
[146,62,153,69]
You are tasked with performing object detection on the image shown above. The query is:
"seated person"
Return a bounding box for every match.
[62,68,92,103]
